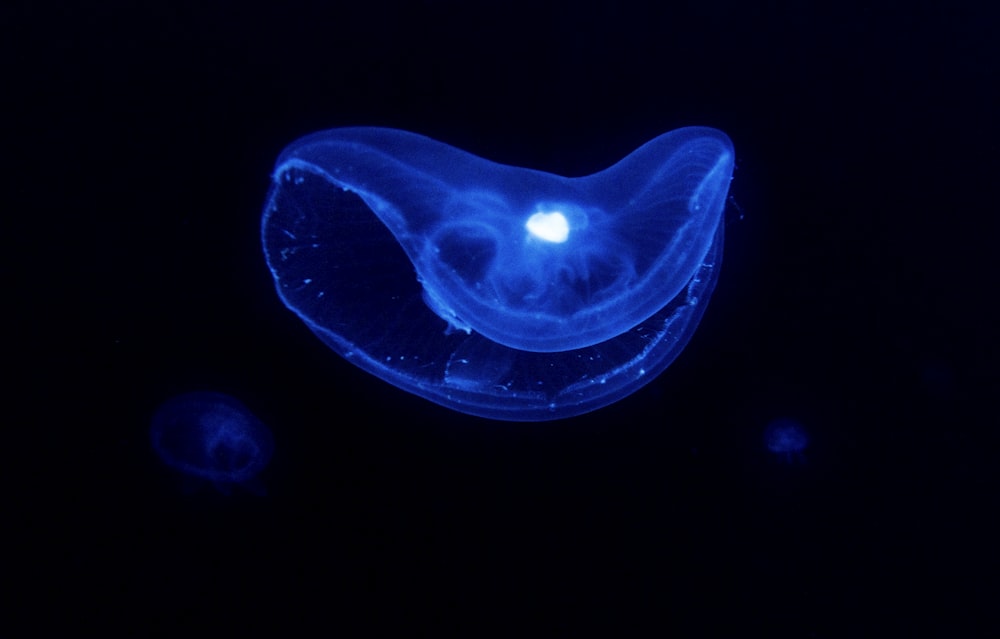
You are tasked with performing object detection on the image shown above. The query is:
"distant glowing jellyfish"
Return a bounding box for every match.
[150,392,274,494]
[764,419,808,464]
[262,126,735,420]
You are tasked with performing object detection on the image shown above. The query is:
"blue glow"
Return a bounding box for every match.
[262,126,734,420]
[764,419,808,463]
[150,392,274,492]
[526,210,569,243]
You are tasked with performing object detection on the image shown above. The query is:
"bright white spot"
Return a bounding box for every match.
[526,211,569,243]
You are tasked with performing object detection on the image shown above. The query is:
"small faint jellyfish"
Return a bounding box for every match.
[764,419,808,464]
[150,392,274,495]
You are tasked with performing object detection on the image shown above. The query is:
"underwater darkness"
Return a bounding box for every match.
[10,0,999,636]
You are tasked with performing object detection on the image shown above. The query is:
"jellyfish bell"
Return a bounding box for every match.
[150,392,274,494]
[764,419,808,464]
[262,127,734,421]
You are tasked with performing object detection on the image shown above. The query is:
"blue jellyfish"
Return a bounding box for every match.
[150,392,274,494]
[262,126,734,420]
[764,419,808,464]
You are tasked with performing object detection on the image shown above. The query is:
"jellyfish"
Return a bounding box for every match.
[150,392,274,494]
[764,419,808,464]
[262,126,734,420]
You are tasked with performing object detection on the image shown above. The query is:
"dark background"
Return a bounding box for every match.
[10,0,998,636]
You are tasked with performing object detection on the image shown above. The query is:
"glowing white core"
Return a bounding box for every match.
[526,211,569,243]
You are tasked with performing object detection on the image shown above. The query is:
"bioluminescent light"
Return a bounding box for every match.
[262,126,734,420]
